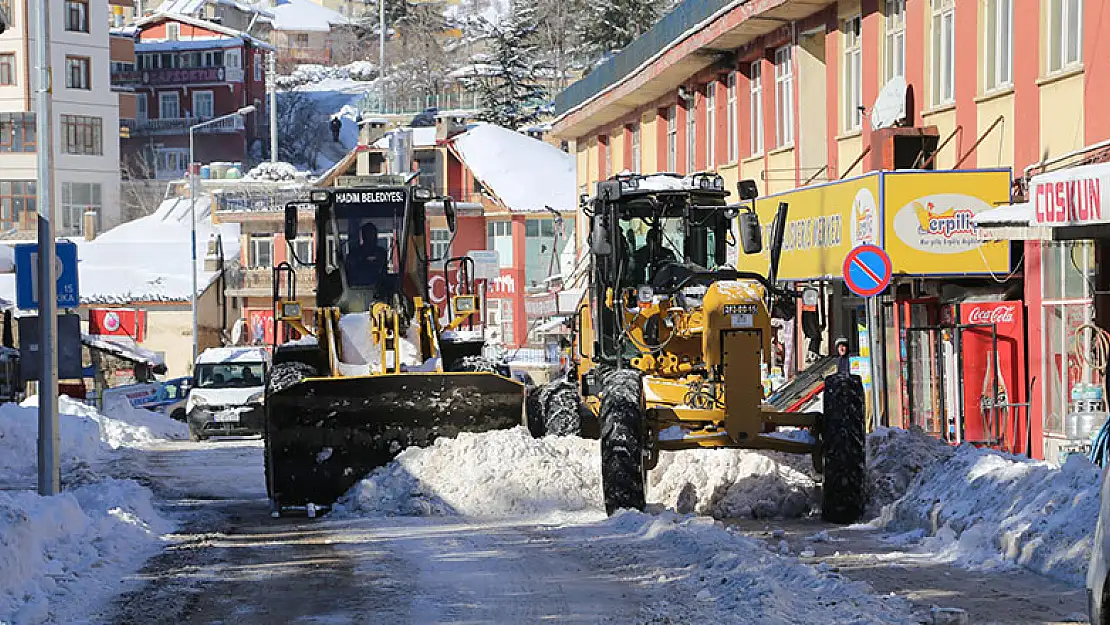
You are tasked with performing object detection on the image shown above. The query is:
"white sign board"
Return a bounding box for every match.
[468,250,500,280]
[1030,161,1110,226]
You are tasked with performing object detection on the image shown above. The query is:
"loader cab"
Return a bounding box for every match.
[300,186,431,315]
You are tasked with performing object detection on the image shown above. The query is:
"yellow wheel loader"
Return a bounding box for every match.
[264,184,524,517]
[565,173,867,523]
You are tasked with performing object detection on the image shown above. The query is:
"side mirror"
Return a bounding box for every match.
[283,202,298,241]
[737,179,759,201]
[738,208,762,255]
[443,197,457,233]
[590,222,612,256]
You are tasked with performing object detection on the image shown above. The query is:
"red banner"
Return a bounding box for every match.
[246,309,275,346]
[88,308,147,342]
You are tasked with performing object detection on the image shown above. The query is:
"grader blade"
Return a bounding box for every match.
[265,372,525,510]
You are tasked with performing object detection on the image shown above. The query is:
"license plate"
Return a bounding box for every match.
[213,410,241,423]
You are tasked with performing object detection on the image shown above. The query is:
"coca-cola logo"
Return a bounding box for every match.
[967,305,1017,325]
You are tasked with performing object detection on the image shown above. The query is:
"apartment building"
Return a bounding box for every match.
[0,0,129,237]
[552,0,1102,461]
[115,12,271,179]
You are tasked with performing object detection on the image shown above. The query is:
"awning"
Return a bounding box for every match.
[973,202,1054,241]
[82,334,167,373]
[534,316,571,334]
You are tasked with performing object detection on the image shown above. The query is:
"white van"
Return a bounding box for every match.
[185,347,271,441]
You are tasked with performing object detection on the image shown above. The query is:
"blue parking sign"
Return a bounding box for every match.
[14,241,80,310]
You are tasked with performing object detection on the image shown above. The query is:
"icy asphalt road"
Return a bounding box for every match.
[93,439,1088,625]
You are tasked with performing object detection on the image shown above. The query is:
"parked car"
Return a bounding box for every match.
[101,376,191,420]
[185,347,270,441]
[1089,465,1110,624]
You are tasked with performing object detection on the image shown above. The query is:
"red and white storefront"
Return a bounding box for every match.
[979,161,1110,463]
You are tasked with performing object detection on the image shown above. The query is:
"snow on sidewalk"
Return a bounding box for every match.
[874,441,1101,585]
[0,479,172,625]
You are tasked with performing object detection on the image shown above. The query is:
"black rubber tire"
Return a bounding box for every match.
[544,379,582,437]
[599,369,646,515]
[453,355,498,373]
[264,361,317,508]
[820,373,867,524]
[171,408,186,423]
[267,361,318,395]
[525,385,546,438]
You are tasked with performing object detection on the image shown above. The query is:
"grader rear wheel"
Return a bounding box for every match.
[599,369,646,515]
[820,373,867,524]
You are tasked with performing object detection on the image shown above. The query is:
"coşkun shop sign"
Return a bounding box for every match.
[733,169,1012,280]
[1031,161,1108,226]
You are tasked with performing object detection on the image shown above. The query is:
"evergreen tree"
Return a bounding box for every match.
[578,0,665,64]
[466,0,549,129]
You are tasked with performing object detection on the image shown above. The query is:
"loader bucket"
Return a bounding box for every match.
[265,371,525,510]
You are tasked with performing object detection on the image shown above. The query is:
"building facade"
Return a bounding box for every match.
[553,0,1105,461]
[115,13,270,180]
[0,0,127,236]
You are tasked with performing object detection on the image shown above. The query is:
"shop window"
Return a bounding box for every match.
[665,106,677,171]
[749,61,764,155]
[843,16,863,131]
[1041,241,1098,436]
[885,0,906,81]
[486,220,513,268]
[984,0,1013,90]
[774,45,793,147]
[59,182,101,236]
[250,234,273,269]
[931,0,956,106]
[1047,0,1082,73]
[705,81,716,167]
[726,72,737,162]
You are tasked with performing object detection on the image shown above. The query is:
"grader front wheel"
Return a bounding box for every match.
[819,374,867,524]
[599,369,646,515]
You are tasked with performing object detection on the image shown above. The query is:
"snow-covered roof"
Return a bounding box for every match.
[270,0,349,32]
[0,197,241,308]
[450,123,575,213]
[371,127,438,149]
[195,346,270,364]
[157,0,274,18]
[82,335,167,371]
[136,12,275,50]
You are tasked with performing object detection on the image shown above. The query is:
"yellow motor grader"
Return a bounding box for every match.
[264,183,524,517]
[552,173,866,523]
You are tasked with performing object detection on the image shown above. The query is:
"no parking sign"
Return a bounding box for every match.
[842,244,892,298]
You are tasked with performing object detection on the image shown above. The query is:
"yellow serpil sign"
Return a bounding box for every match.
[733,173,881,281]
[881,169,1011,275]
[733,169,1012,280]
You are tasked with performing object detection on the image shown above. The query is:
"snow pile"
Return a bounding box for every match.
[566,511,916,624]
[876,445,1100,584]
[243,161,301,181]
[336,427,602,517]
[0,479,171,624]
[0,400,106,483]
[648,449,817,519]
[23,395,188,449]
[866,426,955,516]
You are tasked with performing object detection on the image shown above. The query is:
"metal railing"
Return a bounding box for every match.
[134,116,246,135]
[553,0,739,116]
[358,91,482,117]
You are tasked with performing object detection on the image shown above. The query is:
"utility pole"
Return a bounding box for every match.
[379,0,385,113]
[32,0,59,496]
[268,50,277,163]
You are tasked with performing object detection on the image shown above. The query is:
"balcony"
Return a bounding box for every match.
[226,266,317,298]
[132,116,246,136]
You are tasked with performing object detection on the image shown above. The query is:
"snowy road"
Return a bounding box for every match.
[88,436,1091,625]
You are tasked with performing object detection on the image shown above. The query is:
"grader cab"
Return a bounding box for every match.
[555,173,866,523]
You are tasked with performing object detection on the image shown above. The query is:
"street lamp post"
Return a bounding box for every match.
[189,105,256,364]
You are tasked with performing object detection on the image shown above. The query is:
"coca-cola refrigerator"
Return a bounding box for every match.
[958,301,1027,453]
